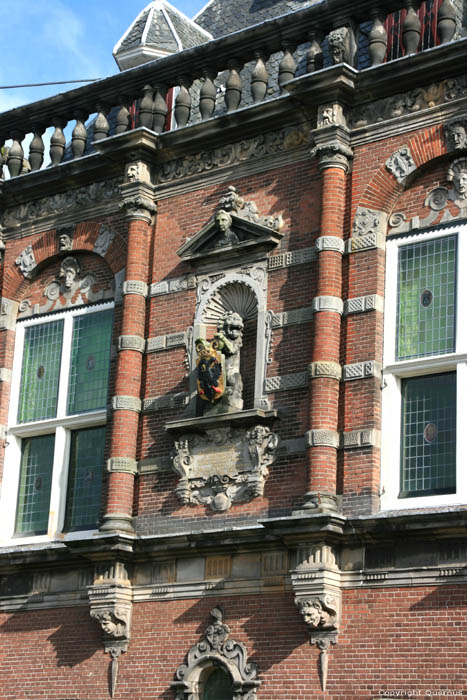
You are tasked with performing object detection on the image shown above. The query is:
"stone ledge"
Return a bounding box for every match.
[166,408,278,433]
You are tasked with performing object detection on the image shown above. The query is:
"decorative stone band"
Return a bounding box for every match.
[107,457,138,474]
[342,361,382,381]
[138,456,171,474]
[312,296,344,314]
[341,429,381,449]
[346,231,385,253]
[143,392,189,412]
[0,298,19,331]
[265,371,308,393]
[0,368,12,382]
[122,280,148,298]
[150,275,196,297]
[306,430,340,449]
[309,361,342,381]
[343,294,384,315]
[111,395,142,413]
[315,236,345,254]
[146,331,187,353]
[271,306,314,328]
[280,437,307,454]
[118,335,146,353]
[268,246,315,271]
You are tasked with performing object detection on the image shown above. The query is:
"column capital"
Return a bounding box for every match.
[119,180,157,223]
[311,124,353,172]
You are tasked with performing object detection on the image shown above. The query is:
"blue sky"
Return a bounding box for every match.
[0,0,208,112]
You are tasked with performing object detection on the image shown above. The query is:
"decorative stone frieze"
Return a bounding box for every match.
[89,564,132,698]
[118,335,146,353]
[351,207,387,238]
[155,124,309,185]
[0,368,12,382]
[308,361,342,381]
[2,178,123,230]
[171,424,279,512]
[271,305,314,328]
[122,280,148,297]
[143,393,189,412]
[268,246,315,270]
[107,457,138,474]
[15,244,37,278]
[111,395,142,413]
[343,294,384,315]
[385,146,416,183]
[346,231,385,253]
[153,560,176,583]
[150,275,196,297]
[119,181,157,223]
[312,296,344,314]
[125,160,151,183]
[317,103,347,129]
[295,595,339,691]
[342,361,382,381]
[262,551,288,575]
[265,371,308,392]
[0,298,18,331]
[306,430,340,449]
[341,428,381,449]
[315,236,345,254]
[94,223,116,257]
[171,607,260,700]
[295,543,338,570]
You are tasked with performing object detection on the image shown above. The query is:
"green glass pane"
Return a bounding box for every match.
[15,434,54,535]
[396,236,457,360]
[67,309,113,415]
[18,320,64,423]
[400,373,456,498]
[204,669,233,700]
[64,426,105,531]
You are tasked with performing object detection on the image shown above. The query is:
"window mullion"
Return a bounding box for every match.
[57,314,73,417]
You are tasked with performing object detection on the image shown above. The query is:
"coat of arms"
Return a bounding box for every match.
[195,338,225,404]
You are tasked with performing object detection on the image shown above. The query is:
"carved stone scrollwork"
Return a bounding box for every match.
[119,180,157,223]
[172,607,260,700]
[327,26,356,66]
[385,146,416,183]
[295,595,339,692]
[311,140,353,172]
[89,563,132,698]
[171,425,280,512]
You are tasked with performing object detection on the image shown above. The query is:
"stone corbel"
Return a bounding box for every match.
[89,562,133,698]
[290,542,341,692]
[119,179,157,223]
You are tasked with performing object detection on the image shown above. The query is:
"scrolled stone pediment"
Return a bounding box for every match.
[177,186,283,268]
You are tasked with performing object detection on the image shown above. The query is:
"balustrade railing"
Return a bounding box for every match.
[0,0,460,180]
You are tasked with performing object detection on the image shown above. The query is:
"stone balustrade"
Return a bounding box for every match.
[0,0,459,179]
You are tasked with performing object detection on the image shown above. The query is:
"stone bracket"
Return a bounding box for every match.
[306,430,340,449]
[315,236,345,254]
[341,428,381,449]
[312,296,344,314]
[309,361,342,381]
[268,246,315,270]
[122,280,148,297]
[112,395,142,413]
[346,231,385,253]
[118,335,146,353]
[342,361,382,381]
[343,294,384,315]
[107,457,138,474]
[146,331,187,353]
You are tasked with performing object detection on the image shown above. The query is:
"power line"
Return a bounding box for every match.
[0,79,101,89]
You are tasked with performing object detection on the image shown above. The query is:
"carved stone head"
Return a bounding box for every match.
[218,310,244,342]
[447,157,467,203]
[58,256,81,293]
[215,209,233,232]
[446,119,467,151]
[56,226,74,253]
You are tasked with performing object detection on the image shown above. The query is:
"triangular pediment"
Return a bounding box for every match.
[177,187,283,268]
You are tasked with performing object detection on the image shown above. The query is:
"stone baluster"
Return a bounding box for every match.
[29,126,45,171]
[139,85,154,129]
[437,0,456,44]
[225,59,243,113]
[306,31,323,73]
[250,51,269,104]
[199,68,217,120]
[174,76,192,128]
[278,43,296,95]
[402,1,421,54]
[152,84,168,133]
[94,104,110,141]
[115,96,131,135]
[7,132,24,178]
[71,111,88,159]
[0,140,5,180]
[368,7,388,66]
[50,118,67,165]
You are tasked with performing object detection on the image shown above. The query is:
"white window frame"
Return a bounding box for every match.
[0,301,113,545]
[381,223,467,510]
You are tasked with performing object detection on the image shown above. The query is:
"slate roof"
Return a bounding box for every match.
[194,0,321,38]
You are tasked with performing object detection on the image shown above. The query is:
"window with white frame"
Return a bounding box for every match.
[381,224,467,510]
[0,303,113,543]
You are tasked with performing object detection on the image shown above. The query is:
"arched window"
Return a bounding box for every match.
[203,668,233,700]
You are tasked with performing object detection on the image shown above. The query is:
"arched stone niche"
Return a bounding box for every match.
[191,265,270,413]
[171,608,260,700]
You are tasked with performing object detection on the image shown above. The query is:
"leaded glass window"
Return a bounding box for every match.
[15,434,55,535]
[203,669,233,700]
[396,235,457,360]
[64,426,105,531]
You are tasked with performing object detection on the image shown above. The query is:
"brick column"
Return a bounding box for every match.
[100,171,156,533]
[303,133,352,513]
